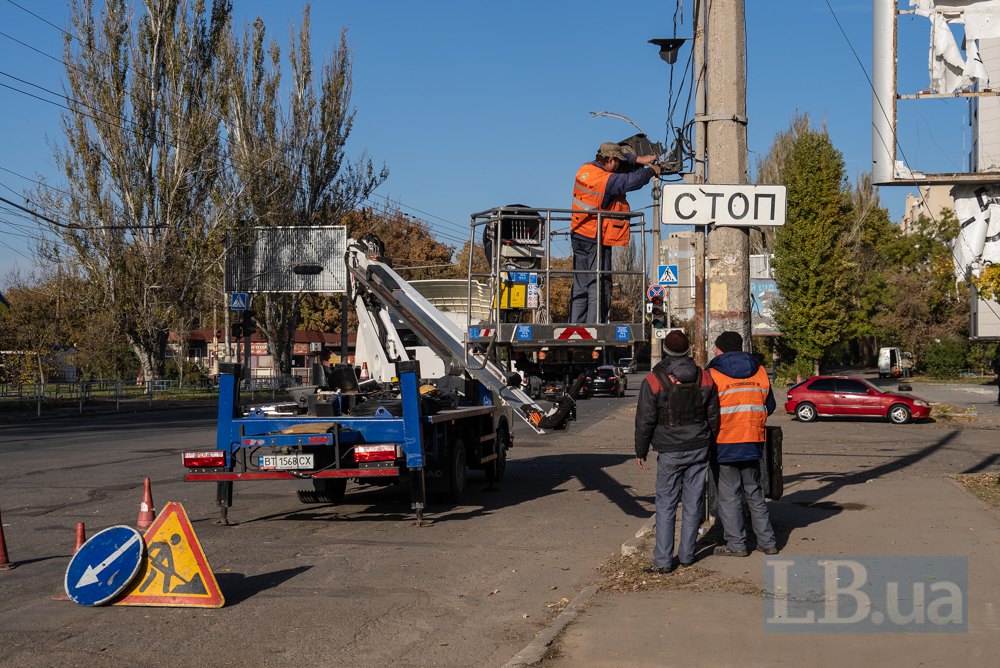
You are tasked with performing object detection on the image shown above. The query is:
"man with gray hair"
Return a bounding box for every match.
[635,329,720,574]
[569,142,661,323]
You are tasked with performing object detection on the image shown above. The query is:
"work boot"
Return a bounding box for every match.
[714,545,749,558]
[756,546,779,555]
[643,564,675,575]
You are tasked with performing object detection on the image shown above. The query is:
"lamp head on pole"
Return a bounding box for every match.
[648,38,689,65]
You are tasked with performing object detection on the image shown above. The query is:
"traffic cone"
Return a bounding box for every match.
[74,522,86,554]
[137,477,156,531]
[0,507,16,571]
[359,362,370,381]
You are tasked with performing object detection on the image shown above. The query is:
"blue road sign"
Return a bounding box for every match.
[230,292,249,310]
[657,265,679,286]
[616,326,630,341]
[647,284,666,300]
[516,325,532,341]
[65,525,145,606]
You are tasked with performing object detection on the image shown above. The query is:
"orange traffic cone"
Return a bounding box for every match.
[137,477,156,531]
[74,522,86,553]
[359,362,370,381]
[0,507,16,571]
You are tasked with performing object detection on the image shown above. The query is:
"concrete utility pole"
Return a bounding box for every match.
[704,0,751,355]
[692,0,707,365]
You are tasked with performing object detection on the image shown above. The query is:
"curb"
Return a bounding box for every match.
[501,584,600,668]
[502,517,655,667]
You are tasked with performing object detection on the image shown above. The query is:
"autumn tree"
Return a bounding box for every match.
[221,8,387,375]
[876,211,968,356]
[39,0,234,383]
[771,128,853,373]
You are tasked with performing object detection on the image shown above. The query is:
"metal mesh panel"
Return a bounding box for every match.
[225,226,347,294]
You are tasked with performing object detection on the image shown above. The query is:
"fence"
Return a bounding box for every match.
[0,375,297,417]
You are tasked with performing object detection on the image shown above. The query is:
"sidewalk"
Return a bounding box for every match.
[544,473,1000,666]
[534,385,1000,667]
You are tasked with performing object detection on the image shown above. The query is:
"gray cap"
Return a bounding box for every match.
[597,142,630,161]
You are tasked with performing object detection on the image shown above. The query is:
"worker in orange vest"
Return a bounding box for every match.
[706,331,778,557]
[569,142,661,323]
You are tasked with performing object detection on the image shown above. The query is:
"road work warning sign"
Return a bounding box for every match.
[113,502,224,608]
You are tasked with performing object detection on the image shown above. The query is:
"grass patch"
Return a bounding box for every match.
[953,473,1000,509]
[931,403,978,422]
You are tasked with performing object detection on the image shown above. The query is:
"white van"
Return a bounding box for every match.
[878,347,913,378]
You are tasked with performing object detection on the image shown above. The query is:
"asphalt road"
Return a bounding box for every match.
[3,376,997,667]
[0,383,647,667]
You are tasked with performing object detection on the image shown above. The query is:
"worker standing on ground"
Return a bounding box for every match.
[569,142,661,323]
[706,331,778,557]
[635,330,720,573]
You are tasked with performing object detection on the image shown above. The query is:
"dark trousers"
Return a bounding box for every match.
[569,233,612,324]
[712,459,776,552]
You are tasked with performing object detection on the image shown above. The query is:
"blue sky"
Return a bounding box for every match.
[0,1,969,288]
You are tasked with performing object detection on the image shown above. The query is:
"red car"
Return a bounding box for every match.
[784,375,931,424]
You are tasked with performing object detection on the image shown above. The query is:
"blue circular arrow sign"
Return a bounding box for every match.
[64,525,145,606]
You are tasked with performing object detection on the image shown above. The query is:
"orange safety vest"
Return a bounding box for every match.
[709,366,770,444]
[571,163,631,246]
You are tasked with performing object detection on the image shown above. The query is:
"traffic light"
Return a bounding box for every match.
[648,294,666,329]
[230,322,243,339]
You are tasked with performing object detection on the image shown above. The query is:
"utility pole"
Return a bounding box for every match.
[692,0,708,366]
[650,174,663,369]
[704,0,751,354]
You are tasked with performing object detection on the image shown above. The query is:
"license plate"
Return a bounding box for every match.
[258,454,314,470]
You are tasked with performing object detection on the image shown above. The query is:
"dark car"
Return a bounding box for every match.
[585,365,625,397]
[784,375,931,424]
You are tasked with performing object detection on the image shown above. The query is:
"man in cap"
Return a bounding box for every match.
[635,329,720,573]
[569,142,662,323]
[706,331,778,557]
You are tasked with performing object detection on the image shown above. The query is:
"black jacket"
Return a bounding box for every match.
[634,355,721,460]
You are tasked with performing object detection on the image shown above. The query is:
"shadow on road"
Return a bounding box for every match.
[228,452,647,525]
[770,429,960,547]
[215,565,313,606]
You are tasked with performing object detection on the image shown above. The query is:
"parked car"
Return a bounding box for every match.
[617,357,638,374]
[585,365,625,397]
[784,375,931,424]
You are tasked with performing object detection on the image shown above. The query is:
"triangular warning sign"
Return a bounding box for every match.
[658,266,677,283]
[112,502,224,608]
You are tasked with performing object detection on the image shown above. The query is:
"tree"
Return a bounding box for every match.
[221,8,387,376]
[838,173,897,364]
[41,0,233,383]
[771,128,853,372]
[875,211,968,357]
[753,112,813,254]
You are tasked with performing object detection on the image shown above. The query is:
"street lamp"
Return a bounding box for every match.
[648,38,690,65]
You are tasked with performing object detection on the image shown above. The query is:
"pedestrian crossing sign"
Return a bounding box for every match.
[112,502,224,608]
[230,292,248,310]
[657,264,679,286]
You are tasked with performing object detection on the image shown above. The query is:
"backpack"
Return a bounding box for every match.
[652,366,706,427]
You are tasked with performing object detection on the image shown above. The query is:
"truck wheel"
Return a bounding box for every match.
[298,478,347,504]
[447,438,468,503]
[485,426,509,483]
